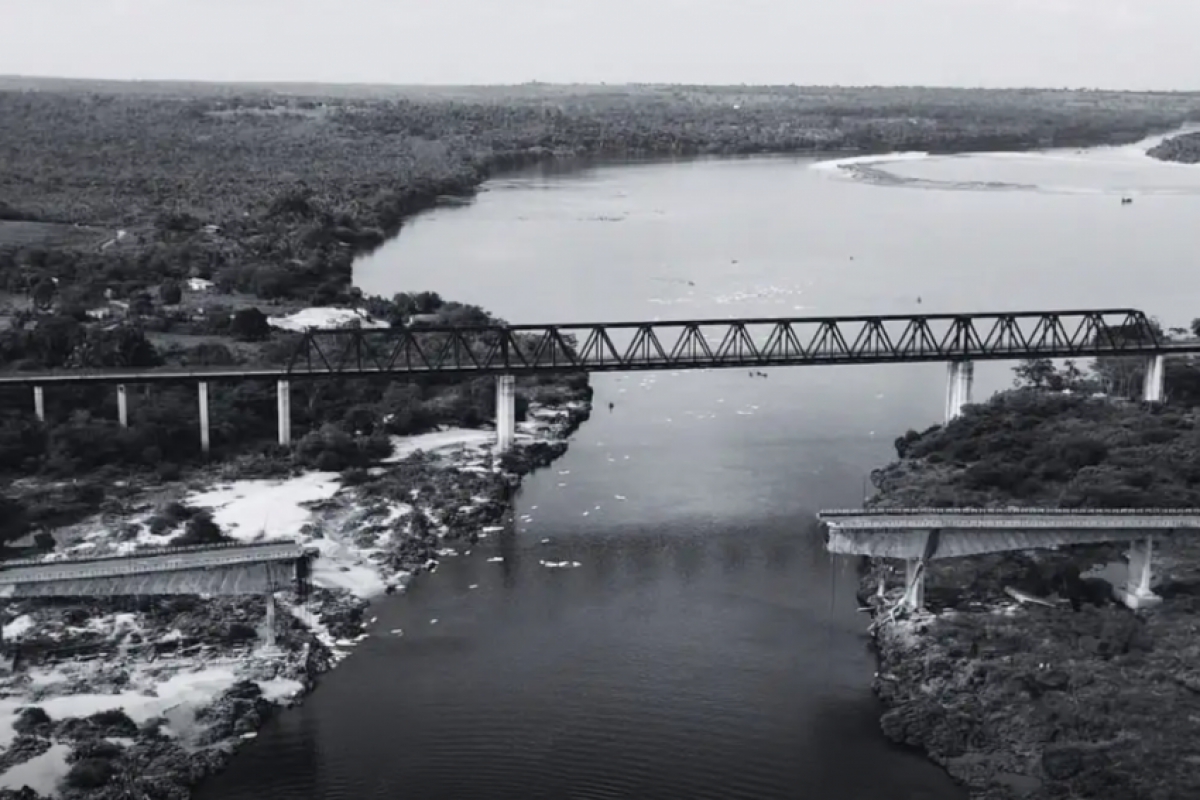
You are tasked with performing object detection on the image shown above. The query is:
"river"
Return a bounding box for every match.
[198,139,1200,800]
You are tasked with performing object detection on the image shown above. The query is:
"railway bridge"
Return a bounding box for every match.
[1,308,1191,454]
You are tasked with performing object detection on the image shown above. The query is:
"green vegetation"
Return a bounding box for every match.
[1147,130,1200,163]
[869,353,1200,800]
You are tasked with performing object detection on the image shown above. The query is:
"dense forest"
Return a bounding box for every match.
[3,82,1200,539]
[4,85,1200,306]
[881,348,1200,510]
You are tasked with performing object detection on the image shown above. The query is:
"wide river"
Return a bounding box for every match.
[200,138,1200,800]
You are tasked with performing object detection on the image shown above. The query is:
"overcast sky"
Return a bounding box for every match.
[0,0,1191,90]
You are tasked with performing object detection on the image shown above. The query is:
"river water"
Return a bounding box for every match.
[199,139,1200,800]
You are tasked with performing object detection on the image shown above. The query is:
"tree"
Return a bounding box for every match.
[31,278,56,311]
[231,307,271,342]
[128,292,154,317]
[0,495,29,546]
[177,511,225,546]
[1013,358,1059,390]
[159,279,183,306]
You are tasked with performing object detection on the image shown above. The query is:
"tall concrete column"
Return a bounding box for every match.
[903,558,926,611]
[32,386,45,423]
[263,592,277,649]
[198,381,211,455]
[277,380,291,446]
[117,384,129,428]
[495,374,516,453]
[1115,536,1162,610]
[944,360,975,423]
[1142,354,1165,403]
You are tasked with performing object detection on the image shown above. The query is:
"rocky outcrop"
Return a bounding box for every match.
[1147,132,1200,164]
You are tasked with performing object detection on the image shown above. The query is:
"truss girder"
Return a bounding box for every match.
[282,309,1162,377]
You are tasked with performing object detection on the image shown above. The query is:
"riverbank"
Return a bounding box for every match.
[0,395,590,799]
[860,386,1200,800]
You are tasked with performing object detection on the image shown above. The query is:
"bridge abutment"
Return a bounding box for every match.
[1115,536,1163,610]
[277,380,291,446]
[198,381,211,455]
[944,361,975,423]
[1143,354,1166,403]
[33,386,45,423]
[117,384,129,428]
[496,374,516,453]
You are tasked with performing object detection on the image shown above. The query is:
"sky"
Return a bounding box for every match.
[0,0,1193,90]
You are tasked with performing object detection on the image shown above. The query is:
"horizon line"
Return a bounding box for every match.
[2,73,1199,96]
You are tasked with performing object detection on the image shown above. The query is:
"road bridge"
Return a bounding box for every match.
[817,508,1200,611]
[0,541,315,646]
[2,309,1189,454]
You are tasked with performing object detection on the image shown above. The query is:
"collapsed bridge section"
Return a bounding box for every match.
[817,508,1200,611]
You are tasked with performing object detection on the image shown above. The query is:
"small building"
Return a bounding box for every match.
[187,278,215,293]
[85,300,130,321]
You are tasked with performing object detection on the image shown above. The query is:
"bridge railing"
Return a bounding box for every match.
[818,507,1200,517]
[0,539,307,570]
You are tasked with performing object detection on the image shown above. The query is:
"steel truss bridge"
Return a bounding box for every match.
[0,308,1193,387]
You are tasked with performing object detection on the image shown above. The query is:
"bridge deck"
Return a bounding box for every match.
[0,542,311,598]
[817,508,1200,559]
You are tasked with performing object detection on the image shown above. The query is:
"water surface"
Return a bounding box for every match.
[200,141,1200,800]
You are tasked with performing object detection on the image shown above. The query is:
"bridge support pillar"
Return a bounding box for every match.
[944,360,975,423]
[277,380,291,446]
[496,374,516,454]
[1143,354,1165,404]
[903,558,926,611]
[117,384,128,428]
[198,381,210,455]
[1115,536,1162,610]
[33,386,45,423]
[263,593,277,649]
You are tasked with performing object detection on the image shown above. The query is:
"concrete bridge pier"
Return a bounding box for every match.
[277,380,291,446]
[904,558,926,610]
[198,381,211,455]
[1116,536,1163,610]
[496,374,516,453]
[263,592,277,649]
[32,386,45,423]
[944,360,975,423]
[1143,354,1166,403]
[117,384,128,428]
